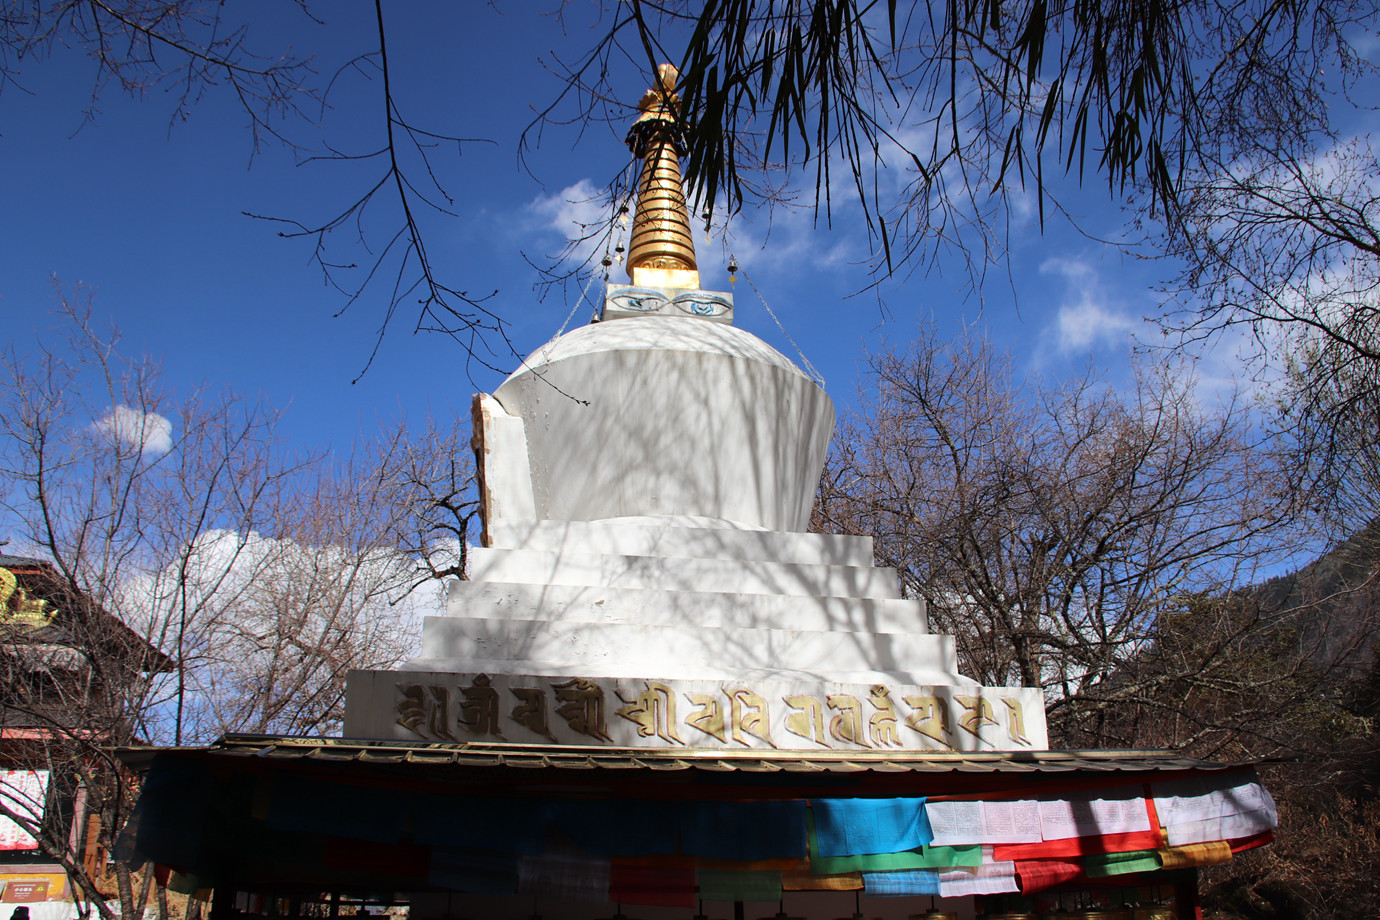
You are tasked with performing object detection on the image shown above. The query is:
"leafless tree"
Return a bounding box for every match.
[815,326,1315,750]
[0,288,276,916]
[180,416,475,737]
[4,2,509,375]
[1155,136,1380,533]
[0,291,474,914]
[1,1,313,145]
[383,415,480,585]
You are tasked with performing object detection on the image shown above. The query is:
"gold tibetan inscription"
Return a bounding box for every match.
[827,694,865,746]
[553,677,613,741]
[459,674,503,737]
[902,695,953,748]
[868,686,902,747]
[784,695,828,747]
[616,681,685,745]
[389,676,1037,750]
[955,695,998,737]
[396,684,427,735]
[396,683,457,741]
[729,688,775,748]
[1003,697,1030,745]
[685,692,727,742]
[511,686,557,741]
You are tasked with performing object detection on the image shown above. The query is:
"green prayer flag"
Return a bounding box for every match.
[1084,850,1162,877]
[806,810,979,873]
[698,870,783,902]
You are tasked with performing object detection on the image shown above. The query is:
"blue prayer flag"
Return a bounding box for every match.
[812,798,931,857]
[680,801,807,860]
[863,869,941,896]
[413,794,548,854]
[549,800,679,856]
[429,846,521,894]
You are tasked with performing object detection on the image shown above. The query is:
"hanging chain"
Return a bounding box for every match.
[557,268,602,338]
[737,259,826,387]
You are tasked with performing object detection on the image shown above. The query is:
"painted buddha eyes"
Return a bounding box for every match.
[607,289,732,318]
[609,289,666,312]
[671,293,731,316]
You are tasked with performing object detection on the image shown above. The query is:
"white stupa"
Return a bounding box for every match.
[345,66,1046,754]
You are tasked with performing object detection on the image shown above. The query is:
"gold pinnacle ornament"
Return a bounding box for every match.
[625,63,700,289]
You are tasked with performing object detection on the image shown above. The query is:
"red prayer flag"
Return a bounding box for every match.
[1229,830,1274,853]
[609,863,696,907]
[1014,856,1084,893]
[994,828,1163,862]
[323,837,429,878]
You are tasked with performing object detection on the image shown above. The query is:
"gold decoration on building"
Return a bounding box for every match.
[728,688,775,748]
[388,674,1039,751]
[553,677,613,741]
[396,683,457,741]
[625,64,700,289]
[784,694,828,746]
[511,686,557,741]
[956,695,998,737]
[685,692,727,742]
[868,685,902,747]
[827,694,866,745]
[459,673,503,736]
[0,567,56,629]
[616,680,685,745]
[903,695,954,748]
[1003,697,1031,745]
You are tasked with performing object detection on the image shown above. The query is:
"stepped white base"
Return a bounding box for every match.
[447,582,928,634]
[487,518,876,566]
[468,546,900,598]
[418,617,959,681]
[345,517,1049,753]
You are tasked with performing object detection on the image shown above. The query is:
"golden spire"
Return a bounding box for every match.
[625,64,700,289]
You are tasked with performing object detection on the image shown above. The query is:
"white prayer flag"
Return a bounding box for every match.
[927,800,1043,845]
[1038,790,1151,840]
[938,847,1020,896]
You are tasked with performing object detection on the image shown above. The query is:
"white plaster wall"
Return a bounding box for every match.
[417,616,958,677]
[471,394,537,525]
[419,615,960,673]
[444,581,929,634]
[493,317,834,532]
[485,519,875,566]
[467,547,900,598]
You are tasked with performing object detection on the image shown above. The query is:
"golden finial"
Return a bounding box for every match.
[624,64,700,289]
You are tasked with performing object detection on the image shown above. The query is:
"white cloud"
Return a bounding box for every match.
[1157,320,1289,412]
[721,204,861,280]
[1031,252,1286,413]
[525,179,615,268]
[117,526,436,742]
[94,405,172,455]
[1055,299,1136,351]
[1040,256,1136,353]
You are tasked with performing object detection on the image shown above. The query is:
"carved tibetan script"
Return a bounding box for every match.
[392,674,1044,752]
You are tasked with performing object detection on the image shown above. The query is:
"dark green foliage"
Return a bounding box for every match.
[587,0,1376,281]
[1131,538,1380,919]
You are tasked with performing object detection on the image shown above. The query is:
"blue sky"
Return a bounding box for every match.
[1,2,1208,457]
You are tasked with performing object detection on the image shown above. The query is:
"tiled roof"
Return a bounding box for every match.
[117,732,1257,775]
